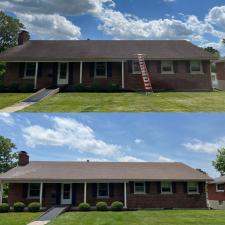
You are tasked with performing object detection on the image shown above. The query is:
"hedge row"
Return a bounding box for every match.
[79,201,124,211]
[0,202,40,213]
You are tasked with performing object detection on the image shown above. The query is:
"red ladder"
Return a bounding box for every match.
[137,54,153,93]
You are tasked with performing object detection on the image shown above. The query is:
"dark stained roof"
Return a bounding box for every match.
[0,161,212,182]
[0,40,215,62]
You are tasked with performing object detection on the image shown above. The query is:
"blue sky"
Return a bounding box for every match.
[0,0,225,54]
[0,113,224,177]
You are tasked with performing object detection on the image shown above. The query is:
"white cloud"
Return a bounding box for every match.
[16,13,81,40]
[158,155,174,162]
[0,113,14,126]
[134,139,143,144]
[117,155,146,162]
[206,6,225,30]
[163,0,176,2]
[22,117,121,156]
[76,157,109,162]
[183,137,225,154]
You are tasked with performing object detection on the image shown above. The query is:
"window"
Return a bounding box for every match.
[190,61,202,74]
[219,200,223,206]
[59,63,68,79]
[95,62,107,77]
[187,182,199,194]
[216,183,224,192]
[24,62,36,78]
[28,183,40,198]
[97,183,109,198]
[161,182,172,194]
[161,61,174,74]
[131,61,141,74]
[134,182,146,194]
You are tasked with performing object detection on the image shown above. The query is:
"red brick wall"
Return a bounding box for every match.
[208,184,225,201]
[4,61,212,91]
[216,62,225,80]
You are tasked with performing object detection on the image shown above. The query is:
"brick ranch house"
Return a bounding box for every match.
[215,58,225,90]
[0,31,215,91]
[208,176,225,209]
[0,151,212,209]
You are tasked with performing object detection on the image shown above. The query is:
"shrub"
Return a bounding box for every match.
[13,202,25,212]
[90,82,105,92]
[28,202,40,212]
[96,201,108,211]
[0,203,10,213]
[74,84,87,92]
[19,84,34,93]
[7,83,20,92]
[78,203,91,211]
[111,201,123,211]
[107,83,120,92]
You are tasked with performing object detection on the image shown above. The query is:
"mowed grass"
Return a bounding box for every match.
[0,93,31,109]
[0,212,42,225]
[49,210,225,225]
[22,91,225,112]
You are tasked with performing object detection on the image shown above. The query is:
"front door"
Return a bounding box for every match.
[57,62,69,85]
[61,183,72,205]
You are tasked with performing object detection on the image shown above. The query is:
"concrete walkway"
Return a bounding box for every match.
[27,221,49,225]
[0,88,59,112]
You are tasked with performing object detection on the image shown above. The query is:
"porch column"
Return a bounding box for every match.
[84,182,87,203]
[39,182,43,207]
[34,62,39,90]
[124,181,127,209]
[0,182,3,204]
[80,61,83,84]
[122,61,125,89]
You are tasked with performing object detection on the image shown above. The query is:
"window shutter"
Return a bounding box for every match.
[69,63,74,85]
[157,61,161,73]
[183,182,188,193]
[43,183,47,198]
[38,63,43,77]
[172,182,176,193]
[202,61,208,74]
[186,61,190,73]
[56,183,61,205]
[199,182,205,193]
[109,183,114,197]
[22,183,28,198]
[127,61,132,73]
[89,62,95,77]
[129,182,134,194]
[19,63,25,77]
[92,183,97,197]
[145,182,150,194]
[72,184,76,205]
[107,62,112,77]
[173,61,178,73]
[156,182,161,194]
[52,63,58,87]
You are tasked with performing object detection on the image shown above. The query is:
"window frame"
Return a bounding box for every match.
[161,61,174,74]
[97,183,109,198]
[187,182,199,194]
[27,183,40,199]
[24,62,37,79]
[161,182,172,194]
[216,183,225,192]
[134,182,146,194]
[190,61,203,74]
[94,62,107,78]
[132,60,141,74]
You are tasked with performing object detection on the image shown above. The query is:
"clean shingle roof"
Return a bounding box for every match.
[0,161,212,182]
[210,176,225,184]
[0,40,215,62]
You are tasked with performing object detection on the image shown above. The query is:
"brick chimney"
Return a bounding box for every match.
[18,30,30,45]
[18,151,29,166]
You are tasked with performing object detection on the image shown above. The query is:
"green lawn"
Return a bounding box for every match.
[0,212,42,225]
[49,210,225,225]
[0,93,31,109]
[22,91,225,112]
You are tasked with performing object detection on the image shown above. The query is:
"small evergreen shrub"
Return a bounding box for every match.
[107,83,120,92]
[13,202,25,212]
[7,83,20,92]
[111,201,123,211]
[0,203,10,213]
[28,202,40,212]
[90,82,105,92]
[78,203,91,211]
[19,84,34,93]
[96,201,108,211]
[0,83,5,92]
[74,84,87,92]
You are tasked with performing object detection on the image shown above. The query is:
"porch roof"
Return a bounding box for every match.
[0,40,215,62]
[0,161,212,182]
[209,176,225,184]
